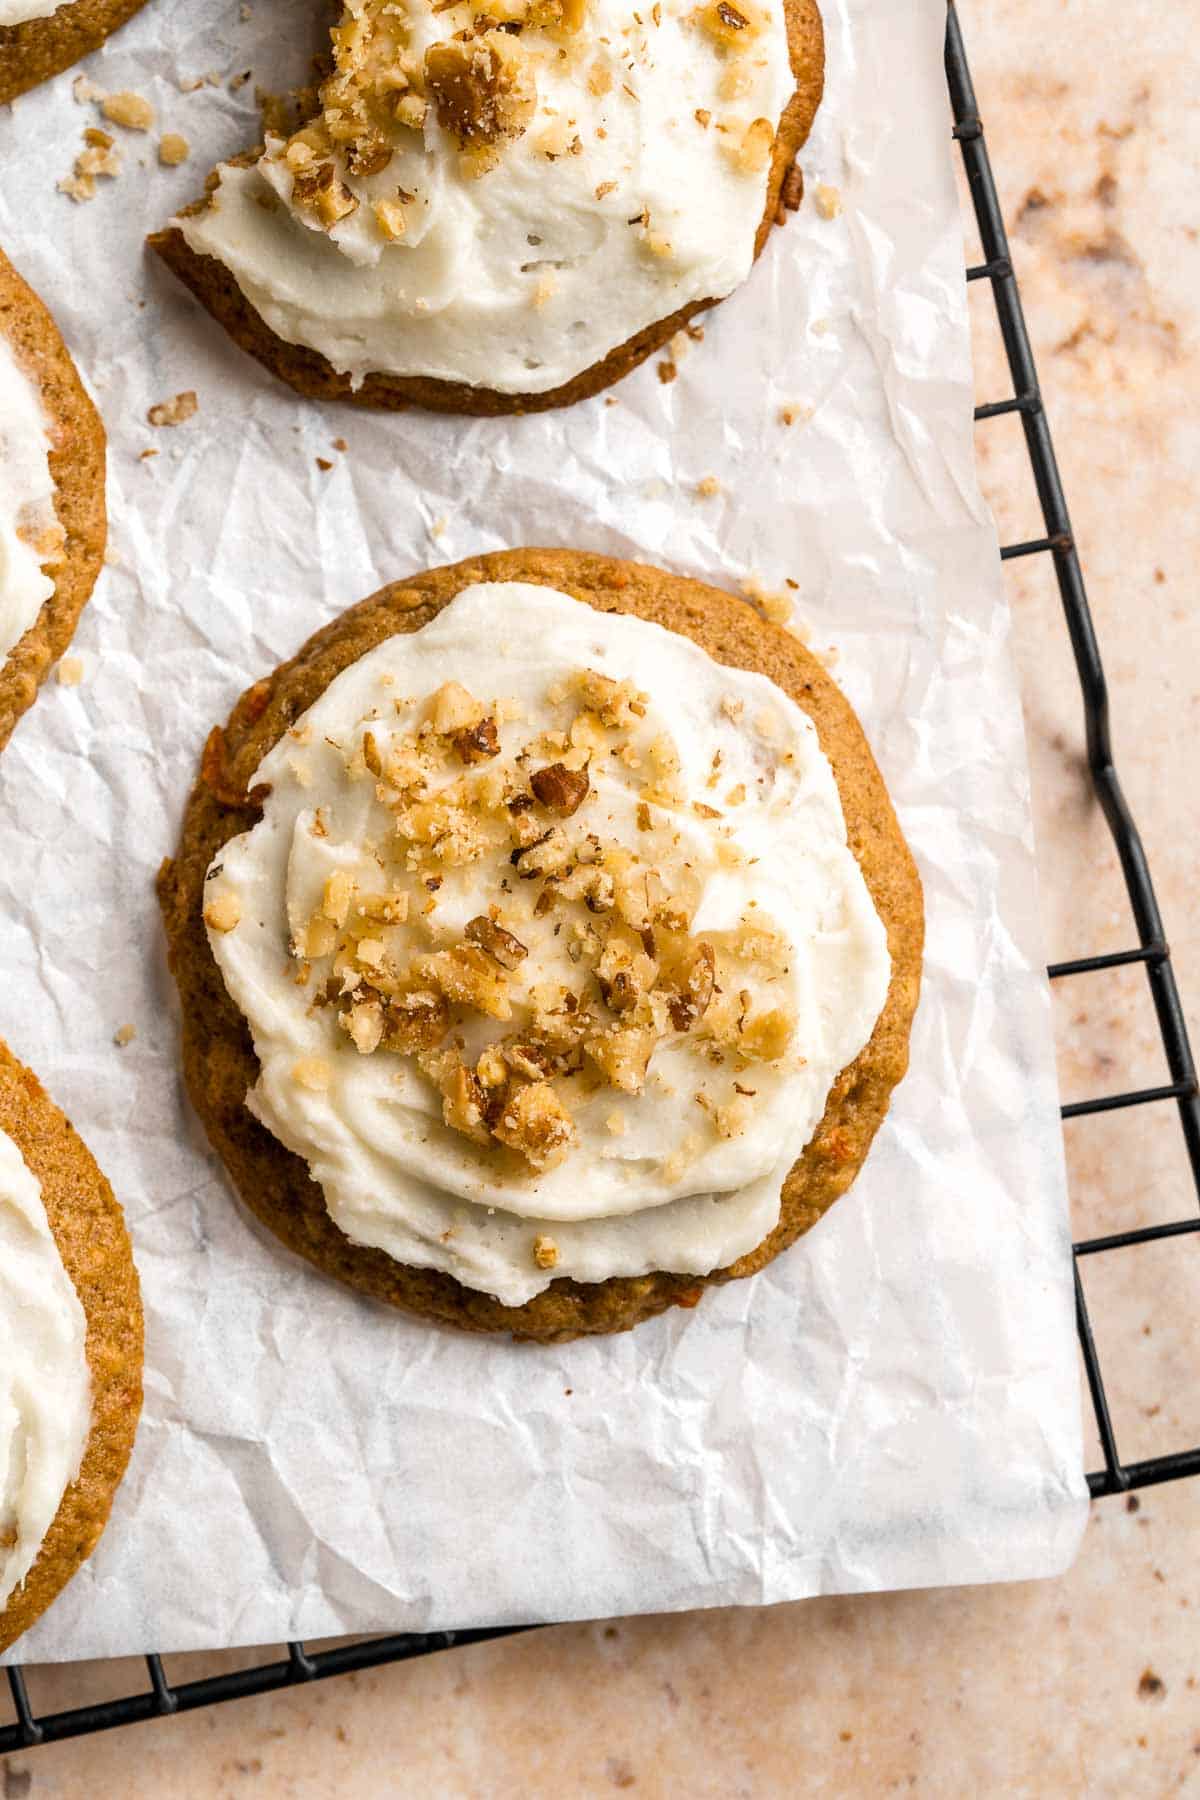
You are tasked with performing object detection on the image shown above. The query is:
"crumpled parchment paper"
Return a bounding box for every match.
[0,0,1088,1662]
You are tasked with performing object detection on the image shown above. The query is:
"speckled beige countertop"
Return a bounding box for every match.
[5,1,1200,1792]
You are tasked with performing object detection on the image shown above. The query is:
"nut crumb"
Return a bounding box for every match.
[204,890,241,933]
[533,1234,559,1270]
[113,1023,137,1047]
[159,132,190,166]
[316,456,334,471]
[147,391,198,427]
[102,90,155,131]
[73,74,107,103]
[695,476,720,498]
[657,359,677,384]
[55,656,84,687]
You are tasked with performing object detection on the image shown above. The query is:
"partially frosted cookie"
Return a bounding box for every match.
[0,1038,142,1655]
[0,247,106,753]
[150,0,824,413]
[158,550,922,1340]
[0,1,152,105]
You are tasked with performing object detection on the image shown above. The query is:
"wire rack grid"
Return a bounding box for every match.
[3,0,1198,1757]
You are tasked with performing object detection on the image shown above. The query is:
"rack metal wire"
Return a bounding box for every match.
[3,0,1197,1757]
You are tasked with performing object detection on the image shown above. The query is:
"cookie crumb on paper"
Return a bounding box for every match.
[147,391,198,427]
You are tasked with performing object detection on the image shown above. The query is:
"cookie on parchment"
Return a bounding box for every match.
[0,1,152,107]
[0,1037,142,1655]
[0,247,106,754]
[158,549,923,1342]
[149,0,824,414]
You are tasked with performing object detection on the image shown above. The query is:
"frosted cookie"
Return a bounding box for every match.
[0,1,152,106]
[149,0,824,413]
[0,1038,142,1654]
[0,247,106,753]
[158,550,922,1341]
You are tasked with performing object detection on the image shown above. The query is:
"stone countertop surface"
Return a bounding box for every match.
[5,1,1199,1792]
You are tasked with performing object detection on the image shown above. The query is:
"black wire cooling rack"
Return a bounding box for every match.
[4,0,1198,1758]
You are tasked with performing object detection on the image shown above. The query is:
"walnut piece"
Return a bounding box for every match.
[465,915,529,970]
[425,32,536,164]
[451,717,501,765]
[204,890,241,933]
[431,680,485,735]
[530,762,590,816]
[532,1234,560,1270]
[291,159,359,227]
[493,1081,575,1170]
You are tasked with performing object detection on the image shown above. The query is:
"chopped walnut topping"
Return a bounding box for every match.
[532,1234,560,1269]
[666,940,716,1031]
[147,391,198,427]
[425,32,536,168]
[425,1053,491,1144]
[451,717,501,764]
[572,668,647,728]
[415,944,512,1019]
[694,0,766,48]
[431,680,485,735]
[374,196,408,240]
[292,159,359,227]
[466,915,529,969]
[204,890,241,933]
[530,762,589,816]
[584,1023,657,1093]
[341,1000,385,1054]
[380,989,450,1053]
[494,1082,575,1170]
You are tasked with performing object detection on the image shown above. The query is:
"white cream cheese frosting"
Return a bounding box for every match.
[0,1,66,24]
[176,0,794,393]
[0,1127,91,1617]
[0,329,61,660]
[206,583,891,1307]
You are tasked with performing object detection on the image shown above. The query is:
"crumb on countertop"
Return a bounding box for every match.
[159,132,190,166]
[113,1023,137,1047]
[55,656,84,687]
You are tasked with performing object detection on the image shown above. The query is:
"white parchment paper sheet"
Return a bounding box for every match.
[0,0,1088,1662]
